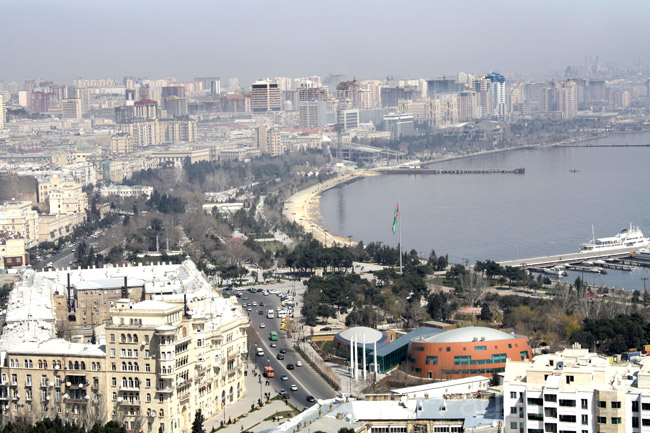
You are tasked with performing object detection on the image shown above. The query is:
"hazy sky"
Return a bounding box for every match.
[2,0,649,85]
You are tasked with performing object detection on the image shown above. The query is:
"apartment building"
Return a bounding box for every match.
[504,346,650,433]
[0,201,39,248]
[0,260,249,432]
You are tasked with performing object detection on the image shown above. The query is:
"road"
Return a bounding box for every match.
[241,289,338,409]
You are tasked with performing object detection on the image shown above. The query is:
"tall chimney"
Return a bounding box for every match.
[123,276,128,299]
[67,273,72,312]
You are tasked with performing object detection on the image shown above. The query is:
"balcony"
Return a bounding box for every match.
[119,385,141,392]
[117,398,140,406]
[156,387,173,394]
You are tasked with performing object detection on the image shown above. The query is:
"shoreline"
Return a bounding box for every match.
[283,130,650,249]
[282,170,378,247]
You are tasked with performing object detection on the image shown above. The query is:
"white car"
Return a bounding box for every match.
[296,361,303,367]
[290,384,298,391]
[259,323,266,328]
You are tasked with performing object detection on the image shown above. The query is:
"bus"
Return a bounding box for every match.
[263,366,275,378]
[267,309,275,319]
[270,331,278,341]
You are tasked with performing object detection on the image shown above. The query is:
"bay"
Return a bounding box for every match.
[319,132,650,291]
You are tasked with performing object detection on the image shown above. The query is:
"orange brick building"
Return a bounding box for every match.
[406,326,531,379]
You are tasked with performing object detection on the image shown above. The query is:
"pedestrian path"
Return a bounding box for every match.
[204,364,299,433]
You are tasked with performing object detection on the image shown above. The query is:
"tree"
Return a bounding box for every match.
[479,302,492,322]
[192,409,206,433]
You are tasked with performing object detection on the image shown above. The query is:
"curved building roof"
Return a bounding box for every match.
[337,326,385,345]
[415,326,520,344]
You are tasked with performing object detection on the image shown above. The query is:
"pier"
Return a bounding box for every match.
[377,167,525,175]
[498,247,639,269]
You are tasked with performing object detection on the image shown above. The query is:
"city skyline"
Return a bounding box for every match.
[1,0,649,85]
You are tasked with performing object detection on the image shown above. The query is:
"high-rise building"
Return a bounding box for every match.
[338,109,360,130]
[134,100,158,120]
[61,98,82,120]
[251,81,281,112]
[0,94,5,129]
[336,81,360,108]
[426,78,460,98]
[298,101,328,129]
[162,97,188,118]
[125,89,136,106]
[383,113,415,140]
[298,86,328,102]
[486,72,506,118]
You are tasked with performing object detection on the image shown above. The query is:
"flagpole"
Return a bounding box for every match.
[397,199,402,275]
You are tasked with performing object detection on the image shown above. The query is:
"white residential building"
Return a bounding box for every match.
[504,346,650,433]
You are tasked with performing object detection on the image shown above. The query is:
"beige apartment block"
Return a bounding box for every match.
[0,201,39,248]
[0,260,249,431]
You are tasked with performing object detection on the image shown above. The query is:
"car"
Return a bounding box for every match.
[286,364,294,370]
[270,342,277,348]
[258,310,264,315]
[279,390,290,399]
[320,326,332,331]
[290,384,298,391]
[281,375,288,381]
[276,353,284,360]
[252,302,257,306]
[243,296,249,300]
[260,302,265,306]
[279,348,287,354]
[260,323,266,328]
[306,395,316,402]
[296,361,303,367]
[246,307,252,311]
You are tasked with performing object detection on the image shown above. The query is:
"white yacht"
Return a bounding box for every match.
[580,224,650,252]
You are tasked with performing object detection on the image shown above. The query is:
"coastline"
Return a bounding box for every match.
[283,130,650,248]
[282,170,378,247]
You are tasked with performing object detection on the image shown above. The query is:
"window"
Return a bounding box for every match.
[475,346,487,351]
[643,403,650,411]
[558,415,576,423]
[146,393,151,402]
[527,398,543,406]
[633,401,639,412]
[597,417,606,424]
[643,419,650,427]
[416,347,424,352]
[581,415,588,425]
[633,417,639,428]
[581,399,588,410]
[110,349,116,358]
[111,378,117,387]
[527,413,543,421]
[559,400,576,407]
[565,375,574,385]
[146,379,151,388]
[110,334,115,343]
[511,408,518,414]
[598,401,606,408]
[520,351,529,360]
[611,418,621,425]
[544,394,557,402]
[611,401,621,409]
[511,423,518,430]
[145,364,151,372]
[511,392,517,399]
[159,394,164,403]
[446,347,450,352]
[426,356,438,365]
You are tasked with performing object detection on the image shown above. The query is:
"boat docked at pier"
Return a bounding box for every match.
[580,224,650,252]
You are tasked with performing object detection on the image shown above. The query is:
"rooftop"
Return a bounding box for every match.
[417,326,522,344]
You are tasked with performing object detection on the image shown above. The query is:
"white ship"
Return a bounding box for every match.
[580,223,650,252]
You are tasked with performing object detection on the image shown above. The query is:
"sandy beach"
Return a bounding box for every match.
[283,170,377,246]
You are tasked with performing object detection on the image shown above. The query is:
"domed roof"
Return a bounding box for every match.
[337,326,385,344]
[417,327,520,344]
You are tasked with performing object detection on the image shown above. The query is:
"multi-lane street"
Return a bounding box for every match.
[239,288,338,409]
